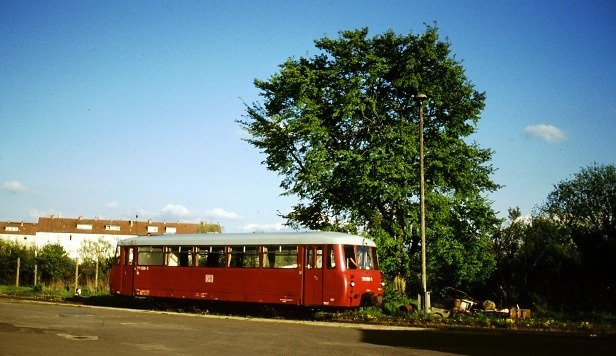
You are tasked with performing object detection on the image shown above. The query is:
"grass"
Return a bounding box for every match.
[0,285,73,300]
[0,285,110,301]
[338,304,616,335]
[1,285,614,335]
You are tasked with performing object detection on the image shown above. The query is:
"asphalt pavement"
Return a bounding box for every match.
[0,298,614,356]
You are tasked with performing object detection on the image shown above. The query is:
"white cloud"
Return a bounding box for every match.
[125,205,239,224]
[29,208,62,219]
[523,124,567,144]
[240,222,291,233]
[2,181,27,192]
[161,204,191,217]
[205,208,239,220]
[104,201,119,209]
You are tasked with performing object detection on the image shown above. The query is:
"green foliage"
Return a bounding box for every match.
[489,210,581,312]
[0,240,114,288]
[370,227,410,280]
[489,164,616,313]
[380,284,416,316]
[0,240,36,285]
[540,163,616,312]
[196,222,223,233]
[77,237,114,290]
[77,256,115,290]
[429,232,495,294]
[79,236,113,262]
[240,27,499,294]
[37,243,75,285]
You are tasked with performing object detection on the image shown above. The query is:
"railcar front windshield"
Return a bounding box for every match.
[344,245,379,270]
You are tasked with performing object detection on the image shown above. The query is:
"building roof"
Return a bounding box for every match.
[0,221,38,236]
[1,216,220,237]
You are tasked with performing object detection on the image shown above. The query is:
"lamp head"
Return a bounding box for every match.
[414,93,428,103]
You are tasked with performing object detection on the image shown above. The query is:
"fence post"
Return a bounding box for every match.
[74,262,79,294]
[16,257,20,287]
[95,257,99,292]
[34,249,38,286]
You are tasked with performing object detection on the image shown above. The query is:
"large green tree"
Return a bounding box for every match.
[540,163,616,311]
[489,209,580,312]
[239,27,500,293]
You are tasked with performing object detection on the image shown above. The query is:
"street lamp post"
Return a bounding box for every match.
[414,93,430,312]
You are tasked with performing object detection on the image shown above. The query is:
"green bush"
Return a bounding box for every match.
[37,243,75,285]
[0,240,36,285]
[381,284,416,316]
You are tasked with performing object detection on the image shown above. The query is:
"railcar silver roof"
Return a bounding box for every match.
[117,231,376,247]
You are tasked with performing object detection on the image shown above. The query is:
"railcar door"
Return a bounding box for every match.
[121,246,135,295]
[303,245,324,306]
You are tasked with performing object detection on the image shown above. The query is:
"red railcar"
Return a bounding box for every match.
[109,231,384,308]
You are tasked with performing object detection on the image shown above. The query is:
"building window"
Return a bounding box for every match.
[77,224,93,230]
[105,225,121,231]
[147,226,158,233]
[4,226,19,232]
[165,227,177,234]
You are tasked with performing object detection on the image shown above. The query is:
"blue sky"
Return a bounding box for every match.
[1,1,615,232]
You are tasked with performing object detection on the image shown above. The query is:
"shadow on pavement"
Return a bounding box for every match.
[361,328,616,356]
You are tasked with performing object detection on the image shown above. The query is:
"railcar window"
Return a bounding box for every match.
[180,246,193,267]
[228,246,259,268]
[263,245,298,268]
[138,246,163,266]
[370,247,379,270]
[114,246,121,265]
[316,247,323,269]
[165,247,180,266]
[356,245,372,270]
[165,246,193,267]
[119,246,133,265]
[197,246,226,267]
[327,245,335,269]
[306,248,314,269]
[344,245,378,270]
[126,248,133,265]
[344,245,357,269]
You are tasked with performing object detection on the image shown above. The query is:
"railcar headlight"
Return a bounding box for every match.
[350,281,356,287]
[381,281,385,287]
